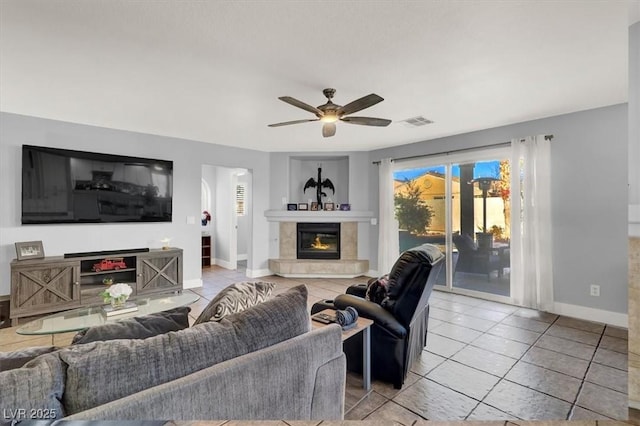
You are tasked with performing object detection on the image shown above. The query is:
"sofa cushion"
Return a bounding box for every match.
[0,345,58,372]
[71,307,191,345]
[194,281,276,324]
[0,353,65,420]
[60,284,309,415]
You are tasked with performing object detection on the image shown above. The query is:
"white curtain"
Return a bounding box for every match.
[378,158,400,274]
[510,135,554,310]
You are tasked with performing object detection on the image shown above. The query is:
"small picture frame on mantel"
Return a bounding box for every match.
[310,202,319,211]
[287,203,298,211]
[15,241,45,261]
[324,203,335,211]
[298,203,309,211]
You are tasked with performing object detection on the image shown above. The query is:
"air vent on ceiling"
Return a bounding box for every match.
[401,116,434,127]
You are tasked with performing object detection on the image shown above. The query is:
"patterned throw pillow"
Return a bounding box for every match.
[194,281,276,325]
[365,274,389,305]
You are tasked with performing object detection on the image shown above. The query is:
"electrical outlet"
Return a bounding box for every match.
[590,284,600,297]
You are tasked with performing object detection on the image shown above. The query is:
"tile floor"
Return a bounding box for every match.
[0,264,629,423]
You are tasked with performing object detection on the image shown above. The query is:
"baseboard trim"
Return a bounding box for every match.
[214,258,235,270]
[366,269,379,278]
[273,272,366,279]
[183,278,202,289]
[552,302,628,328]
[246,268,272,278]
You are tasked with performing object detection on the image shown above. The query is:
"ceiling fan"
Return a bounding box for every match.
[268,88,392,138]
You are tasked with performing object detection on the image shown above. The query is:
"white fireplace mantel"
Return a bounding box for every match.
[264,210,373,223]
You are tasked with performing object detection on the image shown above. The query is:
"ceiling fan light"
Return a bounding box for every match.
[320,114,338,123]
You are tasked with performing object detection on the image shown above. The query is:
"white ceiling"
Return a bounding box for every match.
[0,1,636,152]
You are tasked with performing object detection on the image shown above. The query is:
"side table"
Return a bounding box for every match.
[311,309,373,391]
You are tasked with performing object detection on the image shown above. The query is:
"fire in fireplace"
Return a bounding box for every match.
[297,223,340,260]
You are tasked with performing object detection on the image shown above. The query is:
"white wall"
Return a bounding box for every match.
[370,104,629,314]
[213,167,234,267]
[0,112,272,295]
[237,171,251,259]
[201,164,217,264]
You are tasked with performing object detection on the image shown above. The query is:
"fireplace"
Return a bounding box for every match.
[297,223,340,260]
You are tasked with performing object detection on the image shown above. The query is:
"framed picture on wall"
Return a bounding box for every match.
[298,203,309,211]
[15,241,45,261]
[287,203,298,211]
[324,203,335,211]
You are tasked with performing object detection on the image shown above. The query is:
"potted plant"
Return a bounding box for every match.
[100,283,133,309]
[476,228,494,250]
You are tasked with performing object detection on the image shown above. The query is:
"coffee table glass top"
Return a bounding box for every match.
[16,292,200,335]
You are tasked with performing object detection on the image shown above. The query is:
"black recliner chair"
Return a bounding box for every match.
[312,244,445,389]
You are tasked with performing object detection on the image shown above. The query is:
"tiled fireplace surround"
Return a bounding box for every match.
[269,221,369,277]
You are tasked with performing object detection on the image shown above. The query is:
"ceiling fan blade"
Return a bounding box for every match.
[278,96,323,115]
[340,116,392,127]
[268,119,319,127]
[322,122,336,138]
[337,94,384,116]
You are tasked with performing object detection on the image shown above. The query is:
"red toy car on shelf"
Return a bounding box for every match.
[92,258,127,272]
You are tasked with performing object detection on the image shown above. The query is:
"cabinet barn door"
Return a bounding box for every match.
[136,249,183,295]
[11,262,80,318]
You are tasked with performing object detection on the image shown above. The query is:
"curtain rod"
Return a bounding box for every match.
[372,134,554,165]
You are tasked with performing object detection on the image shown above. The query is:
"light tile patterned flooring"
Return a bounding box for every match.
[0,264,629,422]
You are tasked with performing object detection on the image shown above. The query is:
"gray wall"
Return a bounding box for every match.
[630,21,640,228]
[369,104,628,314]
[269,151,372,262]
[288,156,349,206]
[2,107,628,313]
[0,112,272,295]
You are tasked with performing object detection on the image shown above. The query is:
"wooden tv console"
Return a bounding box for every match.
[10,248,183,326]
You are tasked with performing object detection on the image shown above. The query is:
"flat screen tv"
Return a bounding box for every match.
[22,145,173,224]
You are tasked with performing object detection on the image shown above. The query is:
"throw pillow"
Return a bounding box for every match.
[60,284,308,415]
[0,345,58,372]
[0,353,65,420]
[365,274,389,305]
[193,281,276,325]
[71,307,191,345]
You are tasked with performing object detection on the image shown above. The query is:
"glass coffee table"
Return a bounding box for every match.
[16,291,200,335]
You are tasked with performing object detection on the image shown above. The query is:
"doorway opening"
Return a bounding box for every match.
[201,165,252,273]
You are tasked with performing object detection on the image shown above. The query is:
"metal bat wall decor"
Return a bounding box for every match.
[303,167,335,209]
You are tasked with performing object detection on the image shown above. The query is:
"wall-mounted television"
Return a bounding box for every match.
[22,145,173,224]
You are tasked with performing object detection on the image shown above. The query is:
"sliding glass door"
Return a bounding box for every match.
[393,148,513,301]
[394,164,449,287]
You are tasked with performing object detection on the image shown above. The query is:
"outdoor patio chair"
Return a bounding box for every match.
[452,233,503,281]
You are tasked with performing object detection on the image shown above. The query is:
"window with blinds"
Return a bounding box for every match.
[236,183,246,216]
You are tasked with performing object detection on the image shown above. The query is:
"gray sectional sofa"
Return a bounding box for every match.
[0,285,346,421]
